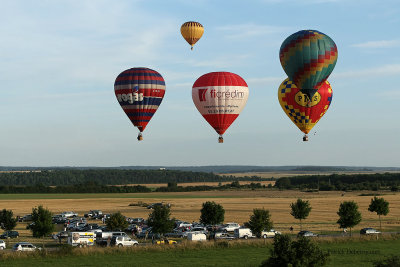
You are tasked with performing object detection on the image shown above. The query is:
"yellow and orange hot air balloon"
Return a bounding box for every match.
[180,21,204,50]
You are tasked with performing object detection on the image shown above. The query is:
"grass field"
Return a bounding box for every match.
[0,237,399,267]
[1,189,399,234]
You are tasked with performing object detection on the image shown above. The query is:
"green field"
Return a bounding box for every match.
[1,238,399,267]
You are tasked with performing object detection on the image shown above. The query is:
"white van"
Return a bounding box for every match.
[234,228,255,239]
[187,232,207,242]
[68,232,95,247]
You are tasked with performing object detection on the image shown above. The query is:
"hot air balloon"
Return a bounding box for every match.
[114,67,166,141]
[278,78,332,141]
[192,72,249,143]
[181,21,204,50]
[279,30,337,100]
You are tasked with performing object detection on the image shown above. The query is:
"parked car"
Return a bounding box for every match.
[297,231,318,237]
[60,211,78,218]
[261,229,281,238]
[84,210,103,219]
[0,240,5,250]
[155,238,177,245]
[360,228,381,235]
[220,223,240,232]
[212,231,235,240]
[112,236,139,247]
[12,242,41,252]
[0,231,19,239]
[52,231,69,240]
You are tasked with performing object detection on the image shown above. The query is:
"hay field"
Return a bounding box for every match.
[2,190,399,234]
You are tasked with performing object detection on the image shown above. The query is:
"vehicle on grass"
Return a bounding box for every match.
[12,242,41,252]
[61,211,78,218]
[261,229,281,238]
[96,231,128,246]
[212,231,235,240]
[360,228,381,235]
[297,231,318,237]
[155,238,177,245]
[111,236,139,247]
[234,228,255,239]
[136,229,161,240]
[0,240,5,249]
[187,232,207,242]
[52,231,69,240]
[84,210,103,219]
[19,214,32,222]
[220,223,240,232]
[130,218,145,224]
[68,232,95,247]
[0,230,19,239]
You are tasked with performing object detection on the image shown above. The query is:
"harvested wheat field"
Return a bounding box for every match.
[1,190,399,234]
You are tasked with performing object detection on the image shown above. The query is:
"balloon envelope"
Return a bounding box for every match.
[181,21,204,50]
[278,78,332,134]
[192,72,249,136]
[114,67,166,133]
[279,30,337,99]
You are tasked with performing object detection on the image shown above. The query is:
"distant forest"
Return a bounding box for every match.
[0,169,266,186]
[274,173,400,191]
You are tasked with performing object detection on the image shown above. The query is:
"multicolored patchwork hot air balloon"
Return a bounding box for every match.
[114,67,166,141]
[278,78,332,141]
[192,72,249,143]
[181,21,204,50]
[279,30,337,100]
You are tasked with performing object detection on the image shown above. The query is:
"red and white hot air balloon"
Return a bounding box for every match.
[192,72,249,143]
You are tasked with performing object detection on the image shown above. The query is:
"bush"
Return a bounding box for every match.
[31,205,54,238]
[260,234,329,267]
[106,212,129,231]
[373,255,400,267]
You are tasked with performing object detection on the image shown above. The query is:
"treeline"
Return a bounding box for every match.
[0,169,268,186]
[155,181,268,192]
[0,182,151,194]
[275,173,400,191]
[0,181,268,194]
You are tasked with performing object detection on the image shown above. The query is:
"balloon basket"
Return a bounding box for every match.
[137,134,143,141]
[191,46,193,50]
[218,136,224,143]
[303,135,309,142]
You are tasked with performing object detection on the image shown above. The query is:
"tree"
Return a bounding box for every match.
[106,211,129,231]
[337,201,362,236]
[147,205,174,236]
[0,209,17,231]
[290,199,312,230]
[368,196,389,232]
[199,201,225,226]
[246,208,273,238]
[31,205,54,238]
[260,234,329,267]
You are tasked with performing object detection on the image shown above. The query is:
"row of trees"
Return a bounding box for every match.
[275,173,400,191]
[0,169,254,186]
[289,197,389,235]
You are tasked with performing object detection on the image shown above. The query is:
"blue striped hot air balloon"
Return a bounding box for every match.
[114,67,166,141]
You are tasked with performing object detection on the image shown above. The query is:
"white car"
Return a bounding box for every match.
[113,236,139,247]
[360,228,381,235]
[0,240,5,250]
[261,229,281,238]
[220,223,240,232]
[12,242,41,252]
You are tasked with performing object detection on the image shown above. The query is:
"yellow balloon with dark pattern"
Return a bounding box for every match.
[278,78,333,134]
[181,21,204,50]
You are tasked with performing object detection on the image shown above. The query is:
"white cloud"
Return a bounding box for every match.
[351,40,400,48]
[216,23,288,39]
[334,64,400,79]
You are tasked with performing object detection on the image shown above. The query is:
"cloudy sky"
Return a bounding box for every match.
[1,0,399,167]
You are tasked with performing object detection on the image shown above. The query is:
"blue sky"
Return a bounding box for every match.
[0,0,399,167]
